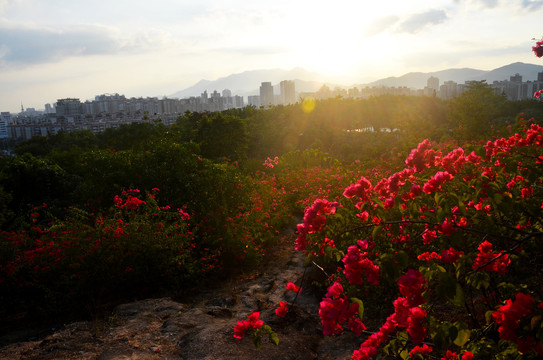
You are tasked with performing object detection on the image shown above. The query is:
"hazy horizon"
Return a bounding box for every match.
[1,0,542,113]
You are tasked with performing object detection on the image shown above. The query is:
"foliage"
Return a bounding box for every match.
[447,81,508,139]
[292,116,543,358]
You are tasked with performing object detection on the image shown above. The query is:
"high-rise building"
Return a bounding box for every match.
[427,76,439,91]
[280,80,296,105]
[55,98,82,116]
[222,89,232,98]
[0,112,10,139]
[510,73,522,83]
[259,82,274,107]
[248,95,261,107]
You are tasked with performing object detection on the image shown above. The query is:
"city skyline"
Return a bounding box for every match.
[1,0,542,113]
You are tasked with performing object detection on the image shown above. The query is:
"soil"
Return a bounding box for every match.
[0,234,365,360]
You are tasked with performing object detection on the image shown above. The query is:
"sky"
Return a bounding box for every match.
[0,0,542,113]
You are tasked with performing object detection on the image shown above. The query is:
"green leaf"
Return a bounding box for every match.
[350,297,365,320]
[453,326,471,347]
[452,282,465,307]
[268,331,279,346]
[467,272,490,290]
[448,326,458,342]
[252,332,262,351]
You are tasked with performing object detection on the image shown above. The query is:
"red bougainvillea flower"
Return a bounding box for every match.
[441,350,458,359]
[533,40,543,57]
[325,280,344,298]
[233,312,264,339]
[343,176,373,201]
[406,306,427,344]
[397,269,426,307]
[472,240,510,274]
[275,301,287,318]
[286,282,301,293]
[342,245,380,286]
[535,89,543,98]
[409,344,433,357]
[319,296,364,336]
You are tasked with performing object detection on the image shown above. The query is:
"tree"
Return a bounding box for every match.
[447,81,507,139]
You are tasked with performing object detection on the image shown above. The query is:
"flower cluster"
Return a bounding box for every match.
[472,240,510,274]
[233,312,264,339]
[343,176,373,203]
[533,40,543,58]
[263,156,280,168]
[492,293,543,355]
[342,244,379,286]
[319,281,366,336]
[352,270,428,359]
[422,171,454,194]
[417,247,464,264]
[275,301,287,318]
[295,199,340,251]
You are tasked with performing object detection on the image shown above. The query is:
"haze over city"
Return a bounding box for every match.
[1,0,542,113]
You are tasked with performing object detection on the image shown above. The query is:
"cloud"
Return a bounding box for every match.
[0,24,122,66]
[0,23,177,68]
[364,15,400,36]
[520,0,543,11]
[453,0,499,8]
[211,45,290,56]
[396,9,448,34]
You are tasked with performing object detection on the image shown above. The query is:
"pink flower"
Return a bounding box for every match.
[409,344,433,357]
[275,301,287,318]
[325,281,344,298]
[233,312,264,339]
[343,176,373,202]
[342,245,380,286]
[398,269,426,307]
[286,282,301,293]
[533,40,543,57]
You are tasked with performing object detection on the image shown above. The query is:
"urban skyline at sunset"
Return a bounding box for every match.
[1,0,542,113]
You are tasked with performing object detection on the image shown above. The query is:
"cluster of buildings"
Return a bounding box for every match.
[422,72,543,100]
[1,80,298,141]
[1,72,542,142]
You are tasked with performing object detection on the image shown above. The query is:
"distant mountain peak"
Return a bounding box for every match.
[170,62,543,100]
[170,67,328,99]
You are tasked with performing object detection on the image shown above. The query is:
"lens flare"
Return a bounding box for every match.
[301,97,316,113]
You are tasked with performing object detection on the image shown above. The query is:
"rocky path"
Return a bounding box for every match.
[0,236,362,360]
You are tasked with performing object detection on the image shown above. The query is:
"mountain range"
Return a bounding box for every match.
[170,67,328,99]
[170,62,543,99]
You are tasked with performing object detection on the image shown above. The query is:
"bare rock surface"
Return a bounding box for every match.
[0,237,362,360]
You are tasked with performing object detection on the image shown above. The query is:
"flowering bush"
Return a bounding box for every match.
[0,188,215,320]
[291,117,543,358]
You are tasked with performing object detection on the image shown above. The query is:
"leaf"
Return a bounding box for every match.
[485,310,494,324]
[448,326,458,342]
[268,331,279,346]
[453,325,471,347]
[452,283,465,307]
[252,332,262,351]
[350,297,365,320]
